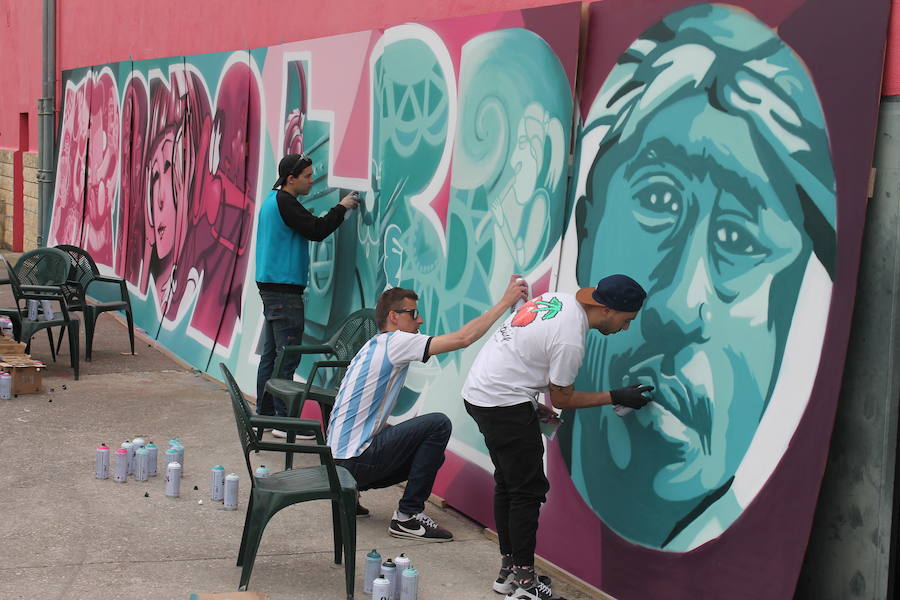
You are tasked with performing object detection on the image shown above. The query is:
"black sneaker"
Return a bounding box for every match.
[495,570,552,595]
[506,566,563,600]
[388,512,453,542]
[356,501,370,518]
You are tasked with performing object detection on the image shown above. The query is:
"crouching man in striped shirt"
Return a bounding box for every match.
[326,277,527,541]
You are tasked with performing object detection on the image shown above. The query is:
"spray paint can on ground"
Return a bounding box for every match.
[224,473,239,510]
[393,554,411,574]
[145,443,158,477]
[254,465,270,479]
[133,448,149,481]
[363,549,382,594]
[381,559,397,599]
[165,461,182,497]
[210,466,225,501]
[113,448,128,482]
[95,444,110,479]
[0,372,12,400]
[399,567,418,600]
[372,576,391,600]
[164,447,179,480]
[27,299,38,321]
[168,441,184,475]
[120,441,134,475]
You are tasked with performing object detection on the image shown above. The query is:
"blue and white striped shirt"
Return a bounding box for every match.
[327,331,431,459]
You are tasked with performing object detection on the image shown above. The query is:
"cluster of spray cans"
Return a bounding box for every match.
[95,437,242,509]
[365,550,418,600]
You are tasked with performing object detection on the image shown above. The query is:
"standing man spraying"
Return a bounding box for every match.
[255,152,358,432]
[462,275,654,600]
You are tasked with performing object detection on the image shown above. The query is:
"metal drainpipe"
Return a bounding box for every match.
[37,0,56,248]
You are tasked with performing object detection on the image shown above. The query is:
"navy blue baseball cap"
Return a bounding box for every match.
[576,274,647,312]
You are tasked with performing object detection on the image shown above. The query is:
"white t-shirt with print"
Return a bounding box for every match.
[327,330,431,459]
[463,292,588,408]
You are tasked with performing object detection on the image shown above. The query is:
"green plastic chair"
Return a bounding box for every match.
[55,244,135,362]
[265,308,378,468]
[1,251,80,379]
[220,363,357,599]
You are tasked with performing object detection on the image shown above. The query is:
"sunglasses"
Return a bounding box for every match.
[288,153,311,176]
[392,308,419,320]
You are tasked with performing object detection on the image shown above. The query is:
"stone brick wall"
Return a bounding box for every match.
[0,150,40,251]
[23,152,39,251]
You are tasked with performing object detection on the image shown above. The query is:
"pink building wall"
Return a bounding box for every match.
[0,0,567,152]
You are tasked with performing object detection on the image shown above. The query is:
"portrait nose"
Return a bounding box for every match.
[643,241,712,344]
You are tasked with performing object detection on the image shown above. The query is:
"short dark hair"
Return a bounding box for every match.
[376,287,419,329]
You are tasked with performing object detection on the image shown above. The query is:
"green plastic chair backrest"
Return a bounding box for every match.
[220,363,261,479]
[56,244,100,289]
[326,308,378,361]
[15,248,71,286]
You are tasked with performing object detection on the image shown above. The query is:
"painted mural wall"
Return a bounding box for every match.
[47,1,888,597]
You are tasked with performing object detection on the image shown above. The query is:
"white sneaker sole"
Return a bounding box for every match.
[388,528,454,542]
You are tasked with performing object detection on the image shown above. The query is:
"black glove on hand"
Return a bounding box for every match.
[609,384,654,409]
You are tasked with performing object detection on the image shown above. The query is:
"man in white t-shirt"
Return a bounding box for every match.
[463,274,654,600]
[327,276,527,542]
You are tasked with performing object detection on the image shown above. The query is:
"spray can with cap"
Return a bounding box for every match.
[400,567,418,600]
[120,441,134,475]
[344,191,360,221]
[363,549,382,594]
[381,559,397,599]
[113,448,128,482]
[0,372,12,400]
[511,277,528,314]
[95,444,110,479]
[168,440,184,475]
[371,575,391,600]
[145,442,158,477]
[224,473,239,509]
[165,461,182,497]
[133,447,149,481]
[210,465,225,501]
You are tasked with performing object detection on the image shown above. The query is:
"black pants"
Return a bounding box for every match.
[465,400,549,566]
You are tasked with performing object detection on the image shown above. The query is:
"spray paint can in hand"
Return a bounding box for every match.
[0,372,12,400]
[371,575,391,600]
[224,473,239,510]
[133,447,149,481]
[380,559,397,600]
[210,465,225,501]
[344,191,360,221]
[165,461,182,497]
[95,444,110,479]
[363,549,382,594]
[511,277,528,314]
[145,442,158,477]
[113,448,128,482]
[400,567,419,600]
[120,441,134,475]
[613,404,633,417]
[254,465,270,479]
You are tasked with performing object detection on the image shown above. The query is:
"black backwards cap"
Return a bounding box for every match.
[272,153,312,190]
[575,274,647,312]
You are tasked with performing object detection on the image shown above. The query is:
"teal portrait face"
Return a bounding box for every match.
[565,4,836,550]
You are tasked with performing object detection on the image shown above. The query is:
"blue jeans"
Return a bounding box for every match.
[337,413,451,516]
[256,289,305,416]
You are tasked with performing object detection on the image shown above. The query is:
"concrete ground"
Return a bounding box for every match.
[0,266,596,600]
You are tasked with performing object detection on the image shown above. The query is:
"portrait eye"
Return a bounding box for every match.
[712,215,770,267]
[631,179,683,232]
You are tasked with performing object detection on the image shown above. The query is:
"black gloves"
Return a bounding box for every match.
[609,384,654,410]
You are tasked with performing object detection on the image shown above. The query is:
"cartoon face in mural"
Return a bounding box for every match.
[83,70,120,266]
[561,4,836,550]
[118,61,259,349]
[50,78,91,248]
